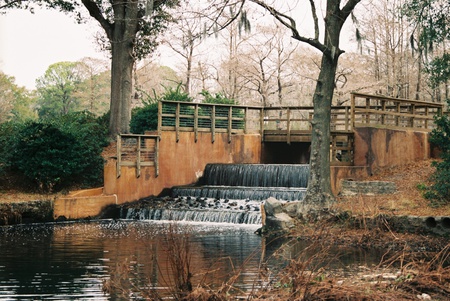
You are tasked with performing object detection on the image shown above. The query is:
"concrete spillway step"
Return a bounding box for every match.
[172,185,307,202]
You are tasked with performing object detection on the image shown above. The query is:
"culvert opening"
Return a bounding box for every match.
[441,217,450,229]
[425,217,437,228]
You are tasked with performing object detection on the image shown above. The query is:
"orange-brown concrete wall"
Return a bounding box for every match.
[54,195,117,220]
[353,127,430,175]
[104,131,262,203]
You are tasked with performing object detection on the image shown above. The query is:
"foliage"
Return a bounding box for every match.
[403,0,450,90]
[4,111,108,192]
[403,0,450,50]
[130,84,192,134]
[36,62,83,119]
[130,103,159,134]
[423,101,450,206]
[0,72,36,123]
[200,90,237,105]
[200,90,244,129]
[426,53,450,89]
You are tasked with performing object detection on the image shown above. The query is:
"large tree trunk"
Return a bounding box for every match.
[109,39,134,136]
[303,0,345,207]
[304,53,338,206]
[108,0,139,137]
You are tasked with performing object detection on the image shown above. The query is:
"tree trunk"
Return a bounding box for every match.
[109,40,134,137]
[302,0,345,207]
[108,1,138,137]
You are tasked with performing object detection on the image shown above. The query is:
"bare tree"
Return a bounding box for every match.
[246,0,362,206]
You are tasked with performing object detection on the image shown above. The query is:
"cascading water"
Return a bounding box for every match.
[122,164,309,225]
[174,164,309,201]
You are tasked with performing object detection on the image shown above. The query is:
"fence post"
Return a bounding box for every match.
[287,108,291,145]
[211,105,216,143]
[155,137,159,177]
[136,136,141,178]
[227,106,232,143]
[175,102,180,142]
[194,104,198,142]
[244,107,249,134]
[350,93,355,130]
[116,134,121,178]
[158,101,162,139]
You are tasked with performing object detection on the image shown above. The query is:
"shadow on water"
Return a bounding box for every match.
[0,220,386,300]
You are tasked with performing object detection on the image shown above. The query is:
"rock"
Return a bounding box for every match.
[264,197,283,216]
[265,213,295,232]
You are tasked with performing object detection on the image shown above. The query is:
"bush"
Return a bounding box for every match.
[7,111,109,192]
[424,101,450,206]
[130,103,159,134]
[130,84,193,134]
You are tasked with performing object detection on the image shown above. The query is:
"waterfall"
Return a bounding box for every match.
[173,164,309,202]
[123,164,309,225]
[122,207,262,225]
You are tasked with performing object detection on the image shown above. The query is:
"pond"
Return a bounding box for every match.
[0,220,383,300]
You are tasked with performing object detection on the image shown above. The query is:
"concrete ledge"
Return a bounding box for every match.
[67,187,105,197]
[54,193,117,220]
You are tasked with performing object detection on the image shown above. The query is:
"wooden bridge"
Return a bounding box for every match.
[116,92,443,176]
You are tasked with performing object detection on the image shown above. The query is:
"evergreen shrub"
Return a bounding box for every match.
[424,101,450,206]
[7,111,108,192]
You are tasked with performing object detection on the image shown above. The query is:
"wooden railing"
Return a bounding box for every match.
[157,101,263,143]
[116,134,159,178]
[129,94,442,171]
[351,93,443,131]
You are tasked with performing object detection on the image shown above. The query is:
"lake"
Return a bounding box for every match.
[0,220,382,300]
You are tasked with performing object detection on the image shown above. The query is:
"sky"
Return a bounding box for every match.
[0,4,359,91]
[0,9,106,90]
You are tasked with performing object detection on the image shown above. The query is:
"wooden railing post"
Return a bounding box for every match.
[350,93,355,130]
[365,97,370,124]
[194,104,198,142]
[228,106,232,143]
[158,101,162,139]
[175,102,180,142]
[211,105,216,143]
[244,107,249,134]
[136,135,141,178]
[155,138,159,177]
[260,108,264,138]
[381,100,386,125]
[287,108,291,145]
[116,134,121,178]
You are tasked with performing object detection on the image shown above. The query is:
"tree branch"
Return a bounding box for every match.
[0,0,26,10]
[339,0,362,26]
[81,0,113,39]
[250,0,327,53]
[308,0,319,41]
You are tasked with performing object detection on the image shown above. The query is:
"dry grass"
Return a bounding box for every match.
[335,159,450,217]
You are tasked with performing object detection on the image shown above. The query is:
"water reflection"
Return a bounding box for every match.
[0,220,382,300]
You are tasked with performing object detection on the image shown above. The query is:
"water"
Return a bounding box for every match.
[0,220,383,300]
[172,164,310,202]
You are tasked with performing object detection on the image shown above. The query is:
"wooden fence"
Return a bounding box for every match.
[117,94,443,176]
[157,101,263,143]
[351,92,443,131]
[116,134,159,178]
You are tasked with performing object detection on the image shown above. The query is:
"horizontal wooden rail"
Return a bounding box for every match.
[158,101,263,143]
[350,92,443,132]
[117,134,159,178]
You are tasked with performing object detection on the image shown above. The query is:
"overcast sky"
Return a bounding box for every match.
[0,9,105,89]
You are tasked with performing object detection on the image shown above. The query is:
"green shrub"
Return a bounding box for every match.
[424,101,450,206]
[9,112,108,192]
[0,121,23,175]
[131,84,193,134]
[200,90,244,129]
[130,103,159,134]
